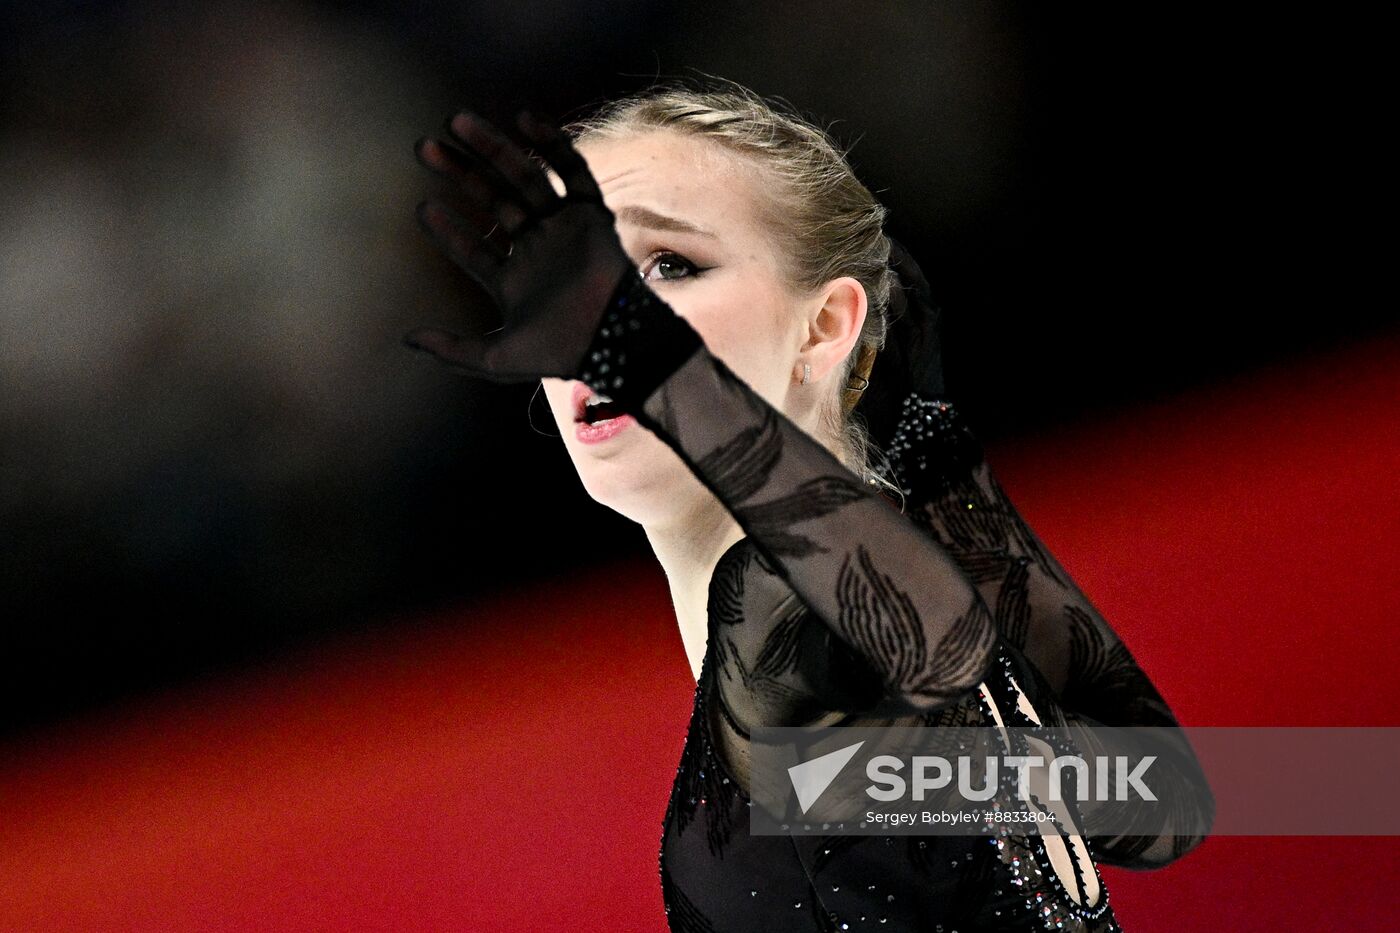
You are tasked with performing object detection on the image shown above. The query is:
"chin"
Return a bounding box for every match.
[567,433,704,525]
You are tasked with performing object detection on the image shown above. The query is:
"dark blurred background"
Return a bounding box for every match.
[1,2,1391,738]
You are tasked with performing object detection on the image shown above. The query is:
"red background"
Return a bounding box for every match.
[4,330,1398,931]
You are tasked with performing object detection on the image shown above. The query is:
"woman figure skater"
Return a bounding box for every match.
[405,80,1212,932]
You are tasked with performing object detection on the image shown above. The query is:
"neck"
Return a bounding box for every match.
[643,496,746,678]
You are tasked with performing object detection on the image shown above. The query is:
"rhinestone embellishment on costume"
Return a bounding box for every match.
[878,393,986,499]
[575,267,704,411]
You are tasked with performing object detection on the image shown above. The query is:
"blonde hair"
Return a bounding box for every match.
[561,76,902,500]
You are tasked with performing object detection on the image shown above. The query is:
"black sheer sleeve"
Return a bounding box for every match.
[632,329,999,718]
[898,402,1213,868]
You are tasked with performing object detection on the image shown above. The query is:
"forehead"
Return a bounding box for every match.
[566,130,770,241]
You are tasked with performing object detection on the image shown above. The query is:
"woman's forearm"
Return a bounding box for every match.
[633,338,997,712]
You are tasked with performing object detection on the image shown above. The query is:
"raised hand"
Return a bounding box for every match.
[404,109,639,384]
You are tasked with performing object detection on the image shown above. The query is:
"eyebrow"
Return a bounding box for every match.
[615,204,717,239]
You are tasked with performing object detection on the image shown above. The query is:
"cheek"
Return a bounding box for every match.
[540,378,574,427]
[675,288,795,401]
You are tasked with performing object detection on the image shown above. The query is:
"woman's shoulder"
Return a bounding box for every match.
[706,535,803,626]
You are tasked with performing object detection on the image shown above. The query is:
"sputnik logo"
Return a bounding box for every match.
[788,740,865,813]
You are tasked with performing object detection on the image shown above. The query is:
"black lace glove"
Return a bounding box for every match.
[404,109,703,409]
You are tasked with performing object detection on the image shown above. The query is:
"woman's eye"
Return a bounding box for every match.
[643,252,702,283]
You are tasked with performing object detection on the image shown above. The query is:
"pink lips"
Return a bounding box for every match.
[571,381,634,445]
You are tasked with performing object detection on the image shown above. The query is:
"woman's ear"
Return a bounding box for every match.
[801,276,867,382]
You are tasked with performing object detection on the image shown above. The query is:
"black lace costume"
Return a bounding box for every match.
[571,275,1210,932]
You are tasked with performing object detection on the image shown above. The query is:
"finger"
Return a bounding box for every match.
[415,136,532,236]
[403,327,538,383]
[419,165,515,258]
[416,200,507,287]
[447,110,559,219]
[408,156,512,245]
[402,326,496,376]
[515,110,605,203]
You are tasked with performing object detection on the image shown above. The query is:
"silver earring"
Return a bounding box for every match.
[800,363,811,385]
